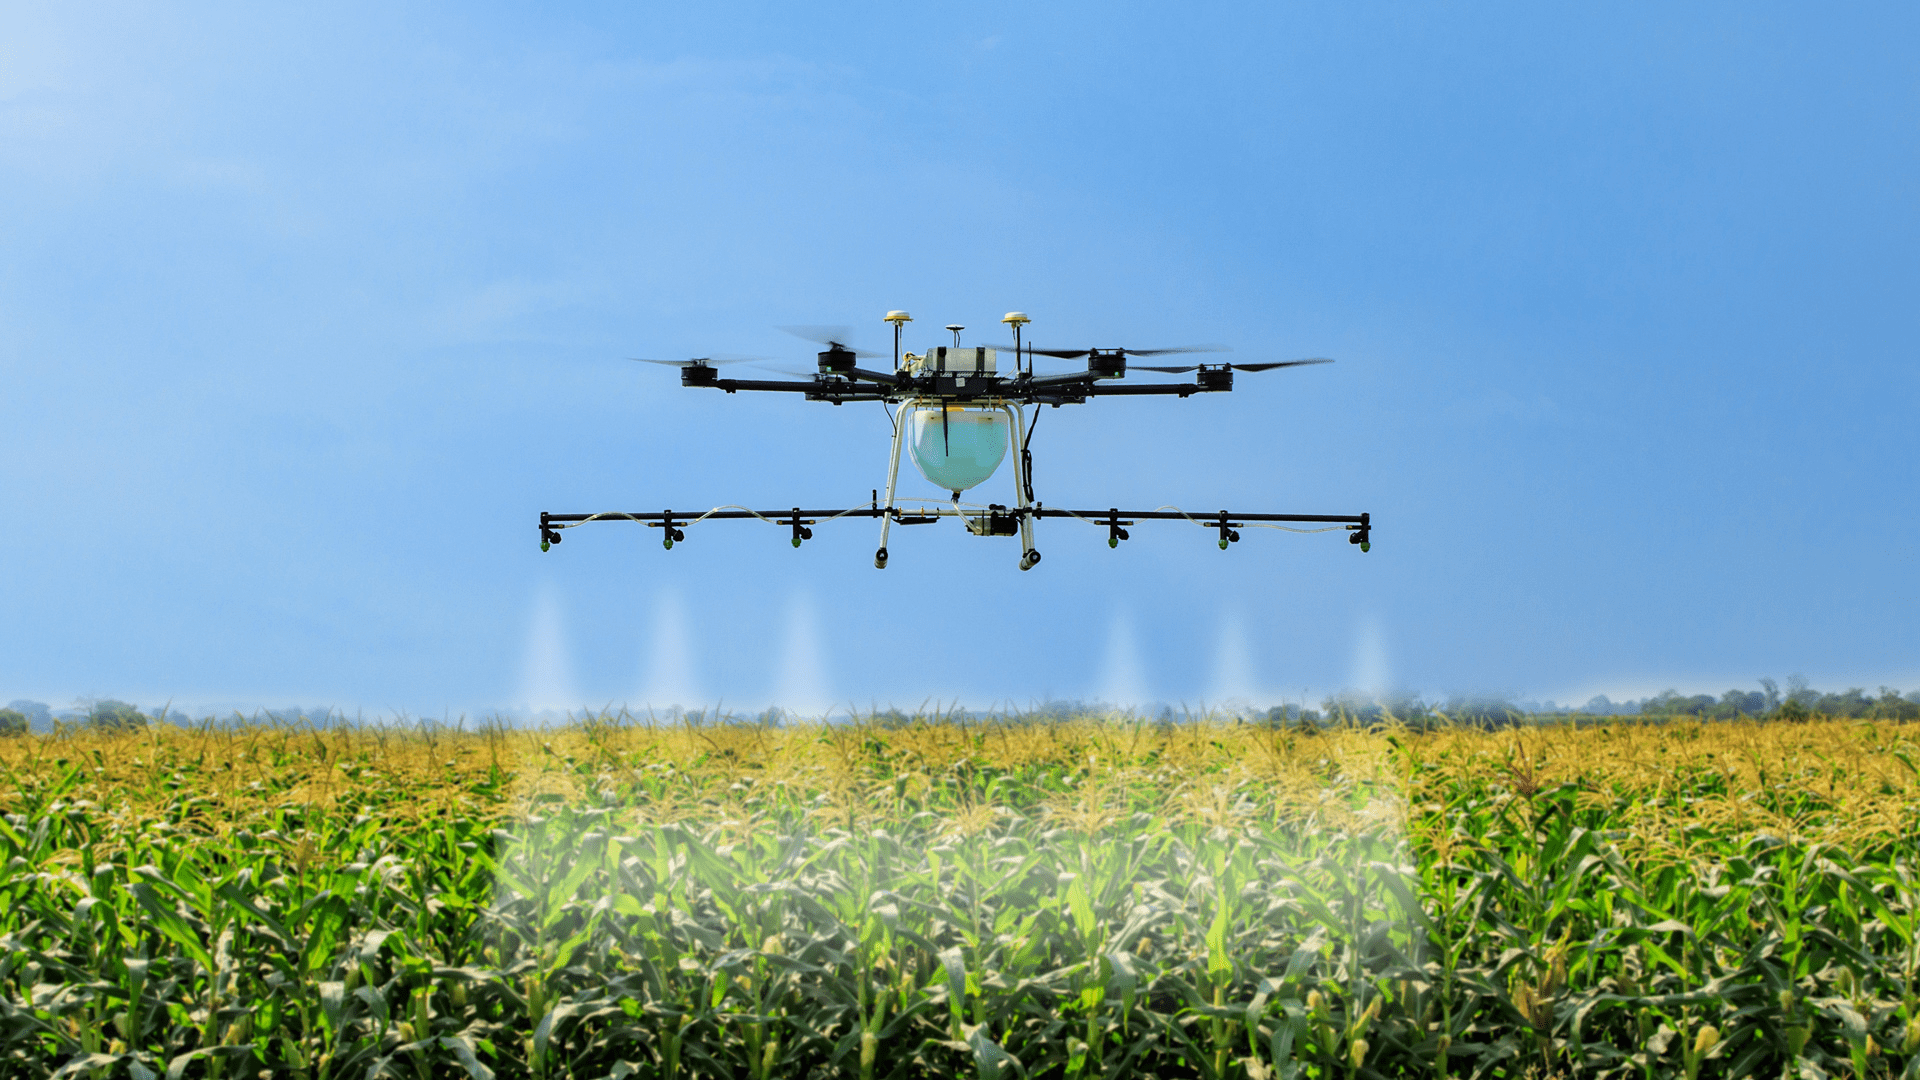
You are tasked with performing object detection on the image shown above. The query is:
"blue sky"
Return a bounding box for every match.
[3,3,1915,716]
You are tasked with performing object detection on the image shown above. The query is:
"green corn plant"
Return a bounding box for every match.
[3,713,1920,1079]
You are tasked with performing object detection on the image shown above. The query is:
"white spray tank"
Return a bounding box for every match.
[901,328,1008,491]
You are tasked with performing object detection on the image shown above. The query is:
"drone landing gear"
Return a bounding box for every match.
[874,407,909,566]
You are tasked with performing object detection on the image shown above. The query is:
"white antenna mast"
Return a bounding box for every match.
[885,310,912,370]
[1002,312,1030,375]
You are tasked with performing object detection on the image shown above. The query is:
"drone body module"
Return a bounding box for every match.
[539,312,1372,570]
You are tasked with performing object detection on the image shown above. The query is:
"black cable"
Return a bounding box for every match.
[1021,405,1040,502]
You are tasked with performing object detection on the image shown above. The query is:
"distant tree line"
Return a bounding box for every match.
[0,699,348,736]
[4,681,1919,737]
[1580,675,1920,721]
[1262,677,1920,730]
[1,698,156,735]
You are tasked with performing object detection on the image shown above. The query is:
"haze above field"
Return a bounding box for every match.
[2,4,1915,715]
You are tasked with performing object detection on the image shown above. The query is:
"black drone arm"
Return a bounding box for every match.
[1085,382,1207,398]
[704,377,819,393]
[682,361,1227,402]
[1025,371,1098,389]
[692,366,901,397]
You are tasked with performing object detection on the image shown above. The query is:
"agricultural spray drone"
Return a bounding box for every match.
[539,312,1371,570]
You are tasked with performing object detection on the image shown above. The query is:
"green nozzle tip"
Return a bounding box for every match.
[540,540,550,552]
[1218,539,1230,550]
[1108,537,1118,548]
[791,537,802,548]
[663,538,673,550]
[1360,541,1371,553]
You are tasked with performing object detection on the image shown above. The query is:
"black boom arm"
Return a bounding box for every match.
[538,503,1371,553]
[679,363,1229,405]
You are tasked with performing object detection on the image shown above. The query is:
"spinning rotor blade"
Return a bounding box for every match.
[1020,343,1230,360]
[779,325,883,358]
[1232,358,1335,372]
[1125,344,1231,356]
[631,355,765,367]
[1133,357,1334,374]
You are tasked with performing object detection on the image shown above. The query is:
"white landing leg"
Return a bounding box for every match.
[875,401,911,568]
[1003,404,1041,571]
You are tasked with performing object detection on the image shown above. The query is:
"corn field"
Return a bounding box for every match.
[2,714,1918,1079]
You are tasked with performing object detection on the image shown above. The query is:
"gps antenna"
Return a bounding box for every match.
[1002,311,1030,375]
[885,310,911,371]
